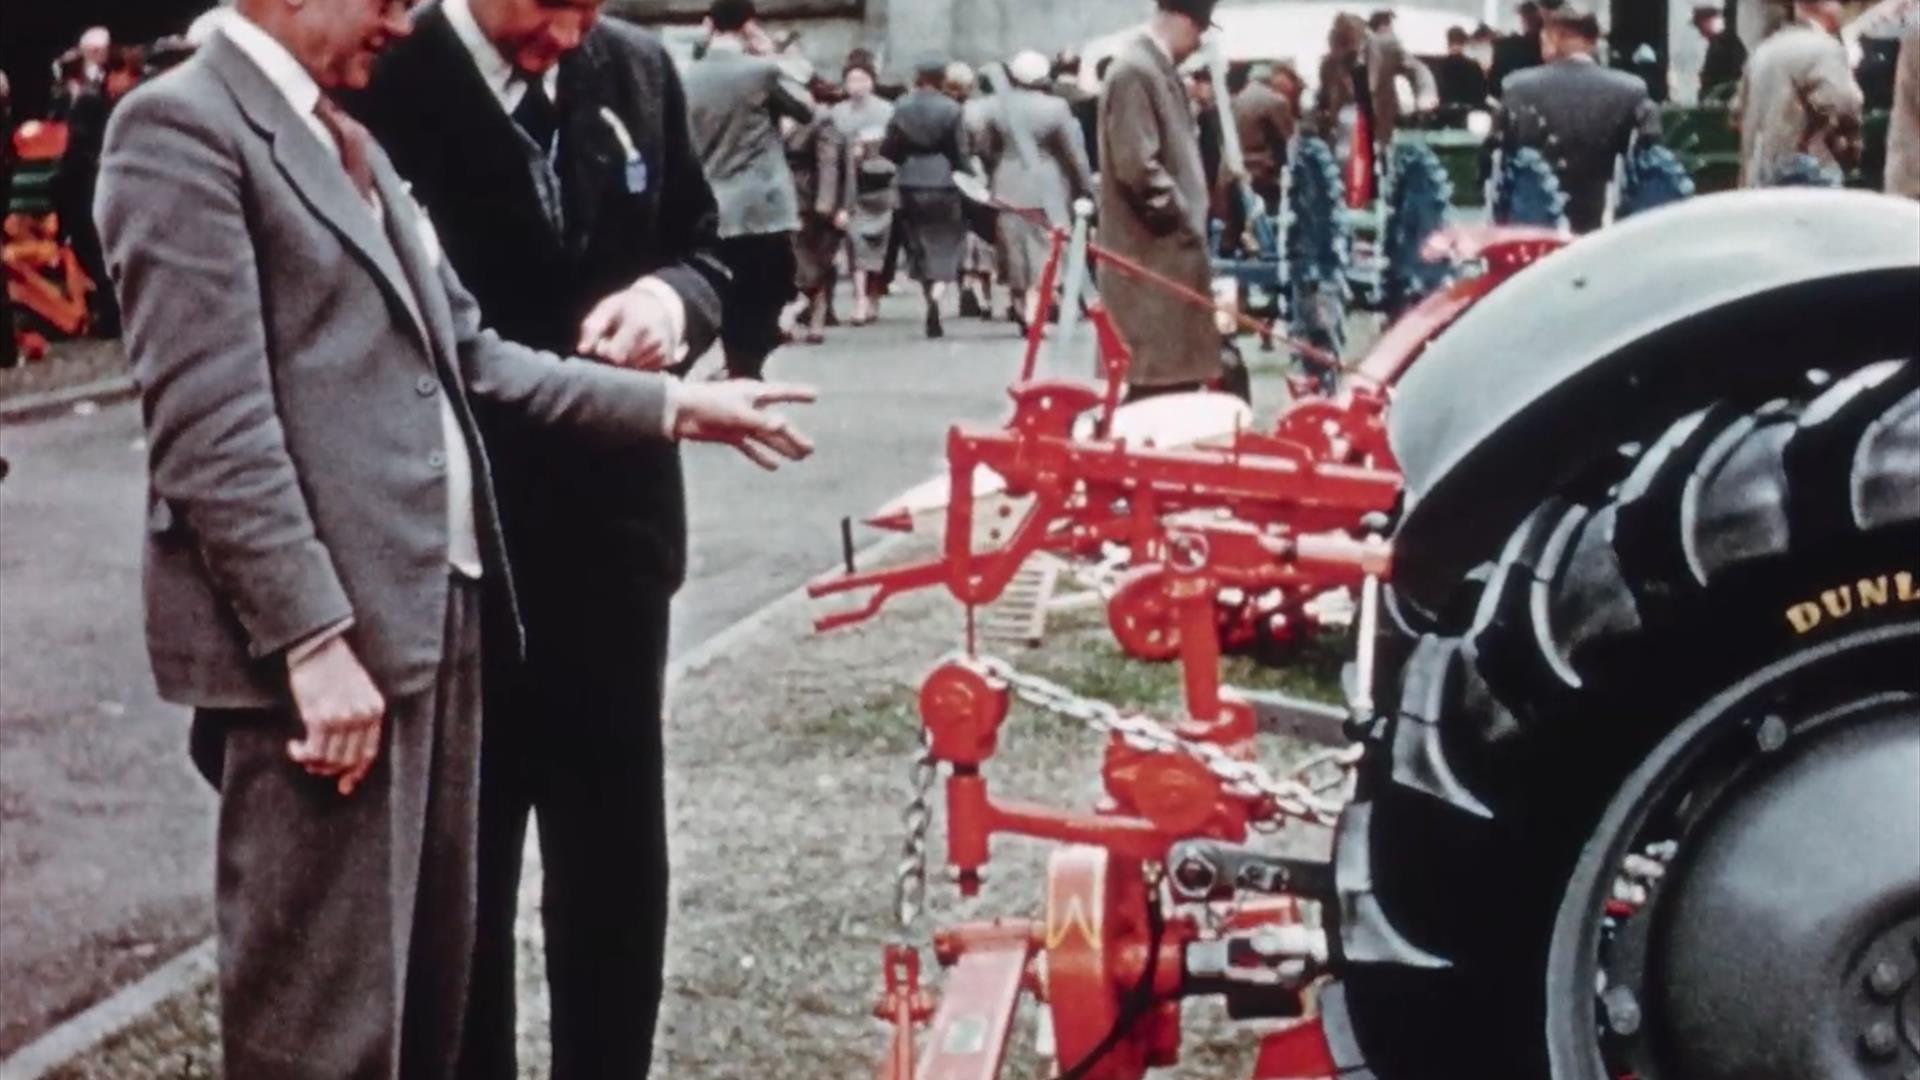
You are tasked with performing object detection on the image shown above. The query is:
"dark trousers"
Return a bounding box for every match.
[718,233,796,379]
[190,578,483,1080]
[460,580,673,1080]
[53,174,118,337]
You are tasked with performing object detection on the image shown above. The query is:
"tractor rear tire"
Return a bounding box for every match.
[1334,358,1920,1079]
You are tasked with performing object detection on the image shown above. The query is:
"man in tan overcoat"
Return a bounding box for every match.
[1099,0,1221,396]
[1887,29,1920,198]
[1732,0,1864,186]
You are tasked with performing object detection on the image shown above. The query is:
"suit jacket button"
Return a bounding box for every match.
[428,450,447,470]
[417,375,438,396]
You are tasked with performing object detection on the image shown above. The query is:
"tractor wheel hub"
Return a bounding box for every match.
[1654,706,1920,1080]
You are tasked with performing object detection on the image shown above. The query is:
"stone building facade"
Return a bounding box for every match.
[610,0,1489,79]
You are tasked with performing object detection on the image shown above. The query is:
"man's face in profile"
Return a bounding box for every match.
[474,0,604,76]
[300,0,413,90]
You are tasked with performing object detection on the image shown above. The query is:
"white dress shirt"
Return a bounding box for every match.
[221,16,484,584]
[442,0,687,355]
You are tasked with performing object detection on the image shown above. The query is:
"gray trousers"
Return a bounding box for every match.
[190,578,482,1080]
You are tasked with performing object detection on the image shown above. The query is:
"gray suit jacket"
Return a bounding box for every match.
[95,33,675,709]
[682,45,813,238]
[1497,57,1661,233]
[1097,33,1218,388]
[975,86,1094,223]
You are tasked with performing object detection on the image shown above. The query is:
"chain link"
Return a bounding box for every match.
[892,728,938,933]
[966,656,1356,827]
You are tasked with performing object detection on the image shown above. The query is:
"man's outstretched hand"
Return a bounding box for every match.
[672,380,817,470]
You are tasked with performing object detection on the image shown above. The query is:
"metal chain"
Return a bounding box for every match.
[892,728,938,933]
[967,656,1355,827]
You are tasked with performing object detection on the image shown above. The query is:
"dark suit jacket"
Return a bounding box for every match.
[1497,57,1661,233]
[95,33,677,707]
[1433,53,1490,109]
[883,87,968,189]
[1490,31,1543,97]
[354,8,726,608]
[1700,30,1748,99]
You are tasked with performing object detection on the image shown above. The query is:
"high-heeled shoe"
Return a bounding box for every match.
[925,303,944,339]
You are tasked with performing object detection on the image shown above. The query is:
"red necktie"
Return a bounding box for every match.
[313,95,378,208]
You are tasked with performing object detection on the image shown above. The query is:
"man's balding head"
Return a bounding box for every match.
[233,0,412,90]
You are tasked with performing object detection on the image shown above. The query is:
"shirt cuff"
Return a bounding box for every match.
[632,275,690,364]
[662,379,681,439]
[285,617,355,671]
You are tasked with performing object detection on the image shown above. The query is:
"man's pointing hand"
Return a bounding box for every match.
[671,380,817,470]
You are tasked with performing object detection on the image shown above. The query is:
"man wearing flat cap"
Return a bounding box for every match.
[1099,0,1223,398]
[1493,1,1661,232]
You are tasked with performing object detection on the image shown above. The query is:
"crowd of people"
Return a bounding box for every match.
[2,2,1919,1080]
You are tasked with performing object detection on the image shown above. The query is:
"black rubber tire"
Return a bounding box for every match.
[1335,357,1920,1078]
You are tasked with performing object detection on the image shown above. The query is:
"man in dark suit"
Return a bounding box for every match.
[1693,4,1748,101]
[351,1,730,1076]
[1434,26,1492,112]
[1494,3,1662,233]
[1490,0,1545,96]
[94,0,811,1075]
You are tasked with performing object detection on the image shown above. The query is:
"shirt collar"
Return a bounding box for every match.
[220,13,323,121]
[707,35,748,56]
[445,0,559,108]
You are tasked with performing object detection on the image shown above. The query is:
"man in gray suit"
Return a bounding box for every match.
[683,0,814,378]
[93,1,813,1075]
[977,50,1094,330]
[1493,4,1662,233]
[1099,0,1222,397]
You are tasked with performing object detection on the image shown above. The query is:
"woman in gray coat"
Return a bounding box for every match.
[883,54,972,338]
[829,53,895,325]
[976,50,1095,330]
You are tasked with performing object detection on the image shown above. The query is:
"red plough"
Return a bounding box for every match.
[824,207,1568,1079]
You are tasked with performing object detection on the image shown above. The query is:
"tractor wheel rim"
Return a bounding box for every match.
[1545,622,1920,1080]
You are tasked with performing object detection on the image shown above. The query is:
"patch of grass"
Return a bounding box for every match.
[791,687,922,754]
[46,979,218,1080]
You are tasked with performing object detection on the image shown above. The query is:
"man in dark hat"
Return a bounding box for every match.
[1693,3,1748,100]
[1494,1,1661,232]
[348,0,731,1074]
[1099,0,1222,398]
[1490,0,1546,96]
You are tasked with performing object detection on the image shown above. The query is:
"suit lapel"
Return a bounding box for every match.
[203,35,428,354]
[557,34,625,256]
[369,156,461,384]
